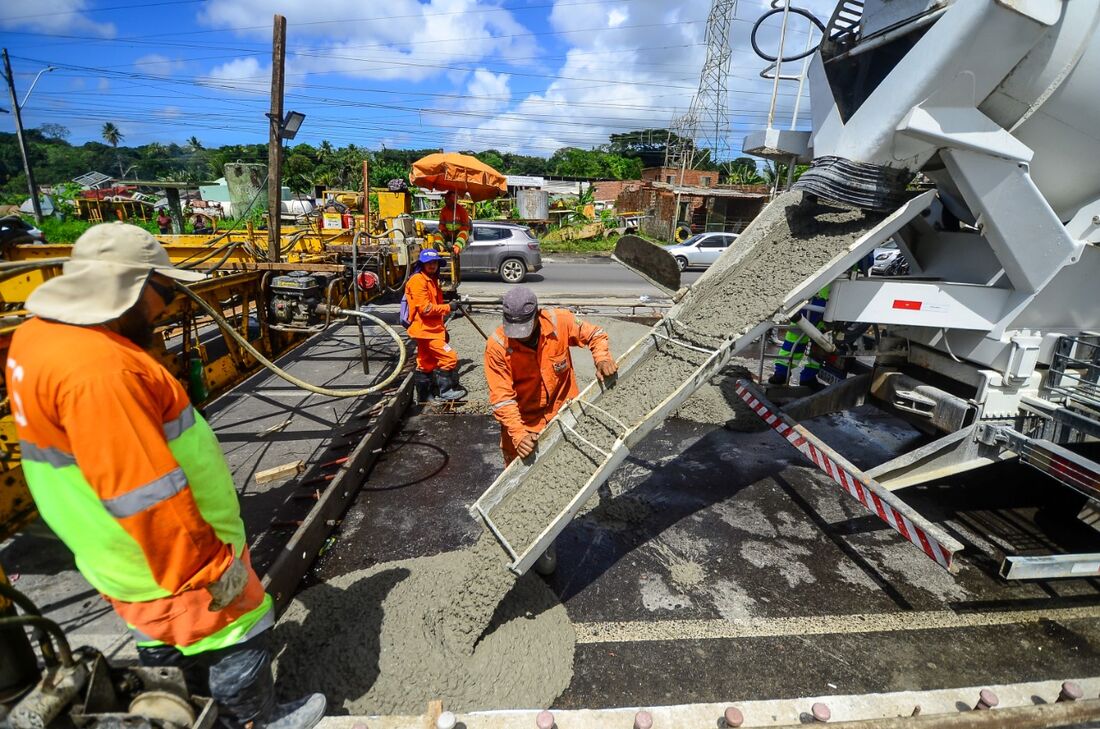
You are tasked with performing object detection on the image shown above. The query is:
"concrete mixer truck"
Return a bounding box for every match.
[475,0,1100,583]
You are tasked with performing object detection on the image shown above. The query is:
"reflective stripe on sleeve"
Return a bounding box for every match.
[162,406,196,440]
[101,468,188,518]
[20,441,77,468]
[491,399,518,411]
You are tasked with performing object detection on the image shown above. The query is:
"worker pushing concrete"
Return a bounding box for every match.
[485,286,618,464]
[4,223,326,729]
[404,248,466,402]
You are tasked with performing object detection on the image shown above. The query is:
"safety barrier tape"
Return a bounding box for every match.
[734,380,959,573]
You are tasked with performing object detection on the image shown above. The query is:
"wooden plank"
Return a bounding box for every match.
[425,700,443,729]
[262,371,415,611]
[254,459,304,484]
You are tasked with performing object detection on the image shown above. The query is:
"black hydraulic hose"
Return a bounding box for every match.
[751,5,827,63]
[0,581,61,665]
[0,615,73,668]
[351,231,369,374]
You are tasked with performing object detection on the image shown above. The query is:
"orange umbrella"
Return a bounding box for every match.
[409,152,507,202]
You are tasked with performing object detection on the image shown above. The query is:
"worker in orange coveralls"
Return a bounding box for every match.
[426,191,471,254]
[484,286,618,464]
[404,248,466,402]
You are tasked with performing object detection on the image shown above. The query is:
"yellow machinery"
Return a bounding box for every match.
[0,218,455,543]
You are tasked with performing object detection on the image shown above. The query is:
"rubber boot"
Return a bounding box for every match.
[414,371,434,403]
[768,368,789,386]
[799,371,826,392]
[264,693,327,729]
[434,369,466,401]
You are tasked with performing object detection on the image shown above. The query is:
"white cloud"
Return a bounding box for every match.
[202,56,269,93]
[198,0,537,83]
[0,0,115,37]
[133,54,186,76]
[452,0,837,156]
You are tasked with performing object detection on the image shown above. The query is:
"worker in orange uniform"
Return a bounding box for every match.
[405,248,466,402]
[5,223,325,729]
[485,286,618,464]
[426,190,471,254]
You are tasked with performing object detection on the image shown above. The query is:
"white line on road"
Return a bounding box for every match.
[574,604,1100,644]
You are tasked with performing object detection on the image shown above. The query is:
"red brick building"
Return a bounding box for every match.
[640,166,720,188]
[615,176,770,241]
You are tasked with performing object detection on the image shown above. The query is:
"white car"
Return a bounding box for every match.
[870,240,900,274]
[664,232,739,271]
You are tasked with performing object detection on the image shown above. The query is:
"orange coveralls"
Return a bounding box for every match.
[404,269,457,372]
[484,308,611,464]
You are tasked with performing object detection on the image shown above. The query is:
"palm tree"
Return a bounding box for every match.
[187,136,203,151]
[101,122,126,179]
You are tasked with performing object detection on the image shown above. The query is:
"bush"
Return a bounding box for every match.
[30,216,162,243]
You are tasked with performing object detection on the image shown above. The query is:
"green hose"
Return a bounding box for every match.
[175,284,408,398]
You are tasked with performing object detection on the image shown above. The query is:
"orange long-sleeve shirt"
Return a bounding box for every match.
[484,308,611,448]
[404,270,451,339]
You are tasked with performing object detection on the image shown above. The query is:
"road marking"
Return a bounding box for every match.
[574,605,1100,644]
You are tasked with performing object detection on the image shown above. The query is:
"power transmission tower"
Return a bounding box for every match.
[664,0,737,173]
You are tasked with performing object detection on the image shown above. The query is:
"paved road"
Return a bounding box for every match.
[459,258,702,300]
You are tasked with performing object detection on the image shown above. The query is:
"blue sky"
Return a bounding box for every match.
[1,0,831,157]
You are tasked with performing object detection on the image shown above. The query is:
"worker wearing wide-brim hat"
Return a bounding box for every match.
[6,222,325,729]
[404,248,466,402]
[484,286,618,464]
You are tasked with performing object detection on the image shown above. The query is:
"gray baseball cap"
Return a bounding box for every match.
[501,285,539,338]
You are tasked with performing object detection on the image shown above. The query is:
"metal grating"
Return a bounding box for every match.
[71,171,112,188]
[1046,335,1100,415]
[826,0,865,44]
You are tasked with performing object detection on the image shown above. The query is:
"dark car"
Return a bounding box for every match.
[420,220,543,283]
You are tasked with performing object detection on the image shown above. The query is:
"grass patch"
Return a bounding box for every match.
[538,231,665,256]
[31,217,206,243]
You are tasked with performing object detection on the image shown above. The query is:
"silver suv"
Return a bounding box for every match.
[421,220,543,283]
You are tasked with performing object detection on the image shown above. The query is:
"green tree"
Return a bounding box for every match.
[727,157,764,184]
[101,122,126,178]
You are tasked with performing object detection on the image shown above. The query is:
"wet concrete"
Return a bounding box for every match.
[313,397,1100,709]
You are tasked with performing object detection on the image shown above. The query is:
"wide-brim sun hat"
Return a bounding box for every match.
[26,221,206,326]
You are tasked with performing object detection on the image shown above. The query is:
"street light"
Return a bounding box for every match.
[267,109,305,140]
[1,50,55,224]
[20,66,56,108]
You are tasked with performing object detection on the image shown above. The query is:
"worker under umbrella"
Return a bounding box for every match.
[426,190,471,254]
[5,223,326,729]
[405,248,466,402]
[485,286,618,464]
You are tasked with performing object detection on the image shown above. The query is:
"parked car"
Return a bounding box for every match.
[870,240,900,274]
[418,220,542,283]
[664,231,738,271]
[0,215,46,246]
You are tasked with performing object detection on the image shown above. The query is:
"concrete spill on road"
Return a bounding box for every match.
[274,540,573,715]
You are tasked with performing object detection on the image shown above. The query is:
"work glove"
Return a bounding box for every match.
[207,557,249,611]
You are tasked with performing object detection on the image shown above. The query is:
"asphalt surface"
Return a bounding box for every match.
[460,257,703,299]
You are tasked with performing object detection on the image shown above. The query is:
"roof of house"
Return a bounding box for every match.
[650,182,769,198]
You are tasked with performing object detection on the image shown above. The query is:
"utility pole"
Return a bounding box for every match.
[2,49,43,224]
[267,15,286,262]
